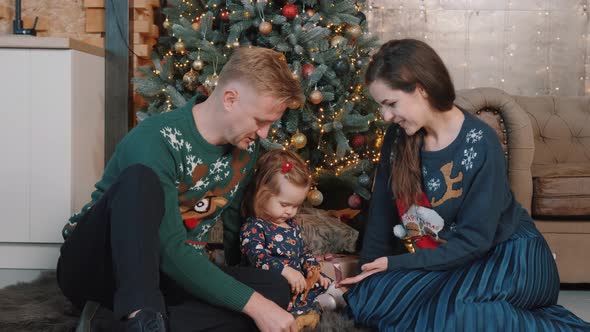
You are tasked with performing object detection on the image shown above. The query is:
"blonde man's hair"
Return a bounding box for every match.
[218,47,304,106]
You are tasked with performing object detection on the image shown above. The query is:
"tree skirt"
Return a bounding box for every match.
[0,272,372,332]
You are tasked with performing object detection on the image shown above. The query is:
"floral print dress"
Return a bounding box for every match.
[240,217,328,315]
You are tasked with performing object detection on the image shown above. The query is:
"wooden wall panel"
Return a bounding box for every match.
[0,0,93,42]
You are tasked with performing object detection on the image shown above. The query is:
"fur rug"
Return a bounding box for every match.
[0,272,372,332]
[0,272,78,332]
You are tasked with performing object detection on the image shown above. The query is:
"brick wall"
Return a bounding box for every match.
[366,0,590,96]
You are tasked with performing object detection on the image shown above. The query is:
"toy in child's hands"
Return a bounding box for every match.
[291,266,322,331]
[295,310,320,331]
[394,196,446,253]
[292,266,321,307]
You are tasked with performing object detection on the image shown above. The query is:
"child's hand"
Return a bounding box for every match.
[319,275,331,289]
[282,266,306,294]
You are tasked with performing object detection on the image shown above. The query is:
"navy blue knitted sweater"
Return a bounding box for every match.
[360,111,531,270]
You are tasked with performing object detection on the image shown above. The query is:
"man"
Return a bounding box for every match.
[57,47,304,332]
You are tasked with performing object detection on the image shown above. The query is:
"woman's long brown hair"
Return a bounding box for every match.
[365,39,455,208]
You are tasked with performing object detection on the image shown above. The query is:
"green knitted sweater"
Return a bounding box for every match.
[62,95,258,312]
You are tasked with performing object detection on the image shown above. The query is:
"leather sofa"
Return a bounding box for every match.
[455,87,590,283]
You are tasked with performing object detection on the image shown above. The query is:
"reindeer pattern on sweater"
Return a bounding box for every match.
[364,110,525,271]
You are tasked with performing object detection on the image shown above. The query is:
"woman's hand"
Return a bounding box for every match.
[336,257,388,287]
[282,266,306,294]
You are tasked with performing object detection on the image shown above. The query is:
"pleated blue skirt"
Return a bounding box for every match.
[345,220,590,331]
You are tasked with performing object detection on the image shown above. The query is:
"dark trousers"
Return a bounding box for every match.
[57,164,290,331]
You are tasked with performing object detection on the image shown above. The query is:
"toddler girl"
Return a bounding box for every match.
[240,149,331,318]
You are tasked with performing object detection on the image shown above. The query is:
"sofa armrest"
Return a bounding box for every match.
[455,87,535,213]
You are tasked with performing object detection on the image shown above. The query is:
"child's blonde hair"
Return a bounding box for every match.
[242,149,312,218]
[218,47,304,107]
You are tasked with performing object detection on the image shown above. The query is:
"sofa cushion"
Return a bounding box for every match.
[532,163,590,218]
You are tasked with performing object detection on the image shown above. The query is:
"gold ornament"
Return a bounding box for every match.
[306,8,316,17]
[163,19,170,29]
[182,70,199,90]
[345,24,362,39]
[288,98,301,110]
[174,40,186,53]
[203,74,219,93]
[330,35,346,48]
[308,90,323,105]
[192,58,205,71]
[192,20,201,31]
[307,189,324,206]
[291,70,300,81]
[259,21,272,35]
[244,11,251,19]
[291,132,307,149]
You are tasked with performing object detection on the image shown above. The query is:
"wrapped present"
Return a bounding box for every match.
[316,254,359,282]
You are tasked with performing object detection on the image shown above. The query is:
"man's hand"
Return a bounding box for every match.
[336,257,388,287]
[282,266,306,294]
[243,292,298,332]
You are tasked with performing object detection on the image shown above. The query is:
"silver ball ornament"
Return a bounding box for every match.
[308,90,323,104]
[174,40,186,53]
[203,74,219,93]
[355,58,365,69]
[192,59,204,71]
[358,173,371,187]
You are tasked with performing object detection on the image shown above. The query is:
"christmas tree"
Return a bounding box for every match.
[133,0,384,207]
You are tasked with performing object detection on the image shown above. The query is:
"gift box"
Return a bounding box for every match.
[316,254,359,282]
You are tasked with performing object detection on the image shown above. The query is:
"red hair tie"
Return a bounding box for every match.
[281,161,293,173]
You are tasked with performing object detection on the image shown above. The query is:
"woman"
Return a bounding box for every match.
[338,39,590,331]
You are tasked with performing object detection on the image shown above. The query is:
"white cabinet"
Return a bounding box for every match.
[0,37,104,269]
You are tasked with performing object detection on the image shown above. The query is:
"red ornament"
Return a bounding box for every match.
[282,3,298,19]
[220,9,230,21]
[348,193,362,208]
[351,134,365,148]
[301,63,315,78]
